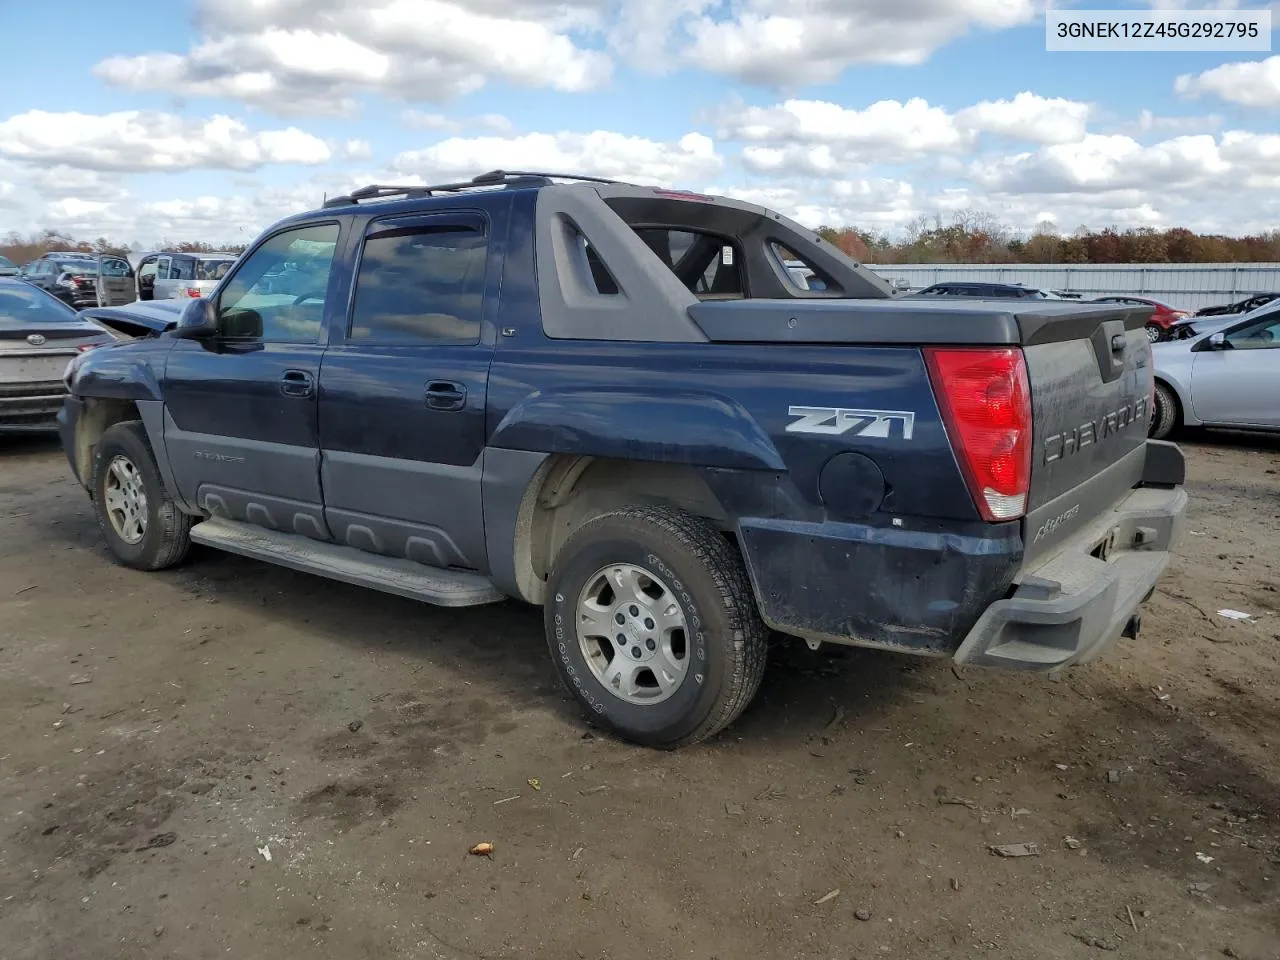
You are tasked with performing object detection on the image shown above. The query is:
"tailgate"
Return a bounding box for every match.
[1017,303,1155,563]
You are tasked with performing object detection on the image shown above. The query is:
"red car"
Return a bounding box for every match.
[1090,296,1190,342]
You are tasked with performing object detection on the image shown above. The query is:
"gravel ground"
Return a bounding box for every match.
[0,433,1277,960]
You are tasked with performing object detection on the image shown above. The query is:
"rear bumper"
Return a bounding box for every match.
[953,482,1186,670]
[0,380,69,433]
[739,439,1187,669]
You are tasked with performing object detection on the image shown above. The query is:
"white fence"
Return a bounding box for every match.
[867,263,1280,312]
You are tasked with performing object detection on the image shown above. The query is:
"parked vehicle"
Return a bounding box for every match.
[1160,314,1237,342]
[77,300,184,340]
[1195,292,1280,318]
[135,251,238,301]
[59,170,1187,747]
[1150,301,1280,439]
[20,254,135,308]
[0,278,114,432]
[0,255,19,277]
[1090,296,1190,343]
[910,282,1058,299]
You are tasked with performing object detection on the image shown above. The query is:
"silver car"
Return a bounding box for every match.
[1151,300,1280,439]
[137,251,238,301]
[0,278,115,432]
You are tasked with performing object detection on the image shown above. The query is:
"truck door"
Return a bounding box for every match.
[161,221,344,538]
[317,200,504,573]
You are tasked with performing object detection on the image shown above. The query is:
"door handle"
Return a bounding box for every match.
[425,380,466,411]
[279,369,314,398]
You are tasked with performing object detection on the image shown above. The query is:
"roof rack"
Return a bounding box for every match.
[322,170,625,208]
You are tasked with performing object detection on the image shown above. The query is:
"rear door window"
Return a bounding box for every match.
[349,217,488,344]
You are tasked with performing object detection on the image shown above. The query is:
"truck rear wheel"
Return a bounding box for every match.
[544,505,768,748]
[90,421,194,571]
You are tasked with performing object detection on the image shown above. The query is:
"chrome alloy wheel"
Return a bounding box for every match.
[575,563,690,705]
[103,455,148,545]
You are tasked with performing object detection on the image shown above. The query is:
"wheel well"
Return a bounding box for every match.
[73,398,142,489]
[511,456,730,605]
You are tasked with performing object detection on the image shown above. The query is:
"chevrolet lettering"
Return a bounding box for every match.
[1042,397,1149,464]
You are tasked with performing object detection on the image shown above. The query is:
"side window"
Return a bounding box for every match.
[170,257,195,281]
[216,222,340,343]
[137,261,157,281]
[156,257,171,280]
[1224,315,1280,350]
[634,228,742,299]
[768,241,838,295]
[100,258,130,277]
[349,221,487,343]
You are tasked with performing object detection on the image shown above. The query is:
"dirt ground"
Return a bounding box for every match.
[0,434,1278,960]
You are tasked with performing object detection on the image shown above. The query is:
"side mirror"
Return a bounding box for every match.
[172,297,218,339]
[1192,331,1226,352]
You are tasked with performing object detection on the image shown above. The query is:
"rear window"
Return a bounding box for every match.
[197,259,233,281]
[633,228,743,300]
[0,284,81,327]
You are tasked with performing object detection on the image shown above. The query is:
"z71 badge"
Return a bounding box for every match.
[786,406,916,440]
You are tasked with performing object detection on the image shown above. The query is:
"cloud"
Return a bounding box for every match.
[968,133,1232,194]
[714,92,1091,174]
[1176,56,1280,107]
[95,0,612,115]
[680,0,1039,85]
[954,92,1091,145]
[341,139,374,160]
[89,0,1055,116]
[0,110,331,173]
[391,130,723,184]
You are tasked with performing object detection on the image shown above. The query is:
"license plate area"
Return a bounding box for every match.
[0,355,74,384]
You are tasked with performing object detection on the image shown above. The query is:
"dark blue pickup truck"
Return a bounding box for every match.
[58,171,1187,747]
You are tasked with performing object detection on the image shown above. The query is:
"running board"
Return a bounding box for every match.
[189,517,504,608]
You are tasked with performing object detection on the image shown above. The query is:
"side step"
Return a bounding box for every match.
[189,517,505,608]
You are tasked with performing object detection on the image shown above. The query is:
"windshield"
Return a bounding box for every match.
[197,258,234,281]
[0,256,15,269]
[0,283,81,327]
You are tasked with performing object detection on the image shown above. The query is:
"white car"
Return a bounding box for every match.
[1150,300,1280,439]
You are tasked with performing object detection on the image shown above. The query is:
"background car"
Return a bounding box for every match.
[1150,300,1280,439]
[909,281,1058,299]
[1194,292,1280,317]
[1160,314,1237,342]
[20,253,135,308]
[0,278,114,432]
[135,251,238,300]
[1090,295,1190,342]
[0,255,19,277]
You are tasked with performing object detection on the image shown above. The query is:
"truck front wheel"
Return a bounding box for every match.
[90,421,194,571]
[544,505,768,748]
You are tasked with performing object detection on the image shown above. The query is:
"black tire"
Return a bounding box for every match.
[90,421,194,571]
[544,505,768,749]
[1149,381,1180,440]
[1145,324,1162,344]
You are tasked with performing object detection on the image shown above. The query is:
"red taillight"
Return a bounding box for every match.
[924,347,1032,522]
[186,287,201,297]
[77,343,99,352]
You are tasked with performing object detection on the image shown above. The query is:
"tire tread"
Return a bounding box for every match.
[551,504,768,748]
